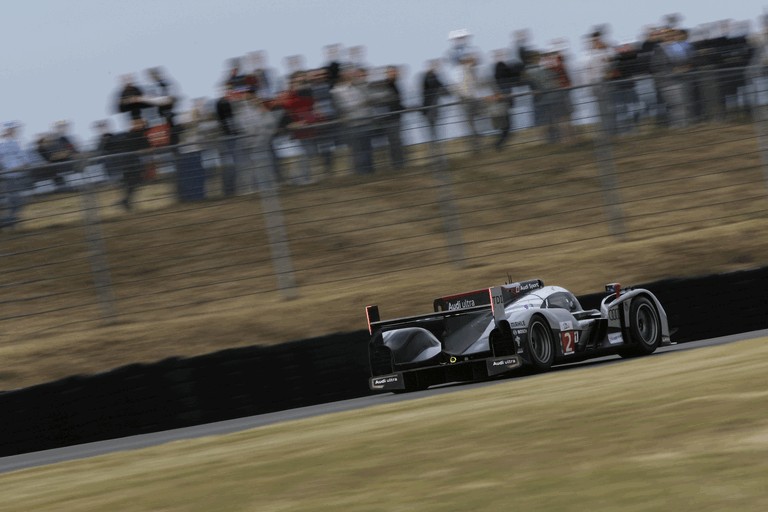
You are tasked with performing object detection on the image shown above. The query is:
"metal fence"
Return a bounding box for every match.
[3,66,768,343]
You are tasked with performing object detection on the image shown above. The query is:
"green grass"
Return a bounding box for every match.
[2,337,767,511]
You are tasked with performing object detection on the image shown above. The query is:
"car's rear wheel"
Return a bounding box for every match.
[526,316,555,371]
[621,296,661,357]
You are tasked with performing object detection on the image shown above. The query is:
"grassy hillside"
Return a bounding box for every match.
[1,122,767,389]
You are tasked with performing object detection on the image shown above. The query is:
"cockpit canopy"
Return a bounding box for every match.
[542,290,582,313]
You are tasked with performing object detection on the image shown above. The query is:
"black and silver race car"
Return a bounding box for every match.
[365,279,672,392]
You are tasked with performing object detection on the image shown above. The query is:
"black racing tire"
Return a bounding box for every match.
[526,315,555,371]
[621,296,662,357]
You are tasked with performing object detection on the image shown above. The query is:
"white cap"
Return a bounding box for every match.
[448,28,471,40]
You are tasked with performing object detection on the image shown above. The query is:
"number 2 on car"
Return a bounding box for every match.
[560,330,578,355]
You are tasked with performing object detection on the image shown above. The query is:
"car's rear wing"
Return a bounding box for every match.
[432,279,543,312]
[365,279,544,335]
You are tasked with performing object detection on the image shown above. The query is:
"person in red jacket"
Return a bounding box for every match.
[280,70,323,184]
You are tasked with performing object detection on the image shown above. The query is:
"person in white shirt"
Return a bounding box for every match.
[585,29,617,133]
[0,121,31,230]
[331,66,375,174]
[231,91,280,194]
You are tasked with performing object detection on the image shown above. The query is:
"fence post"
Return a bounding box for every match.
[427,107,466,267]
[255,150,297,299]
[78,154,119,323]
[592,82,627,240]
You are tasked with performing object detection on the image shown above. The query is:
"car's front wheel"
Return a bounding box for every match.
[621,296,662,357]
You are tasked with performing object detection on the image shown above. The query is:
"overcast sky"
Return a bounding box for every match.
[2,0,767,145]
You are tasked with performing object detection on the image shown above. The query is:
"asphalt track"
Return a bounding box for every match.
[2,329,766,474]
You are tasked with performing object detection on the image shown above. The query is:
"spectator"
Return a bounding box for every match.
[248,53,287,183]
[284,55,306,77]
[184,98,219,139]
[224,58,256,99]
[0,121,31,230]
[248,50,282,100]
[323,43,345,88]
[523,51,561,143]
[116,73,151,121]
[230,90,281,193]
[368,65,407,169]
[447,28,480,66]
[585,28,617,133]
[331,66,375,174]
[175,98,214,201]
[651,28,694,128]
[308,67,338,174]
[637,26,668,122]
[348,45,368,68]
[512,29,536,68]
[420,58,450,141]
[280,70,320,184]
[749,14,768,110]
[102,117,150,211]
[607,41,643,133]
[144,66,180,143]
[216,83,238,137]
[491,49,520,150]
[540,44,576,143]
[118,119,150,211]
[37,120,79,191]
[446,30,488,154]
[718,21,755,119]
[585,28,615,84]
[93,119,121,181]
[215,83,244,196]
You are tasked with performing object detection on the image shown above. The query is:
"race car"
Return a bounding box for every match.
[365,279,672,392]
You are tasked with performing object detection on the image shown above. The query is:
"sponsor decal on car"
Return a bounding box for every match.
[447,298,477,311]
[370,373,405,390]
[486,356,522,375]
[559,321,573,331]
[372,375,399,386]
[519,281,541,292]
[560,330,578,355]
[608,332,624,345]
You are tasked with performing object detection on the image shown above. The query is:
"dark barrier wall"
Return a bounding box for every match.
[577,266,768,343]
[2,267,767,457]
[0,333,371,457]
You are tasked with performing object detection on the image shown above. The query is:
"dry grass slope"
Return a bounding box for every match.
[1,123,767,389]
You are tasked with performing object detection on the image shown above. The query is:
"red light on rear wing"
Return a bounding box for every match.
[365,305,380,335]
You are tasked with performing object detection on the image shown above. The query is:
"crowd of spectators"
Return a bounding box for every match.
[2,11,768,229]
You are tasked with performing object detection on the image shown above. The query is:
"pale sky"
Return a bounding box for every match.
[2,0,767,145]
